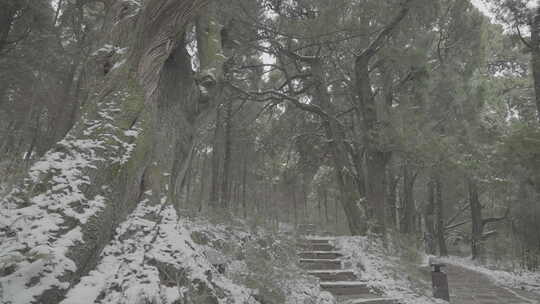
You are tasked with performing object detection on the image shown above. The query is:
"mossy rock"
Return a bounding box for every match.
[253,293,275,304]
[191,231,210,245]
[190,279,219,304]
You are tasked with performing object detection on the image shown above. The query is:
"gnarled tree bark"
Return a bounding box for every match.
[0,0,232,302]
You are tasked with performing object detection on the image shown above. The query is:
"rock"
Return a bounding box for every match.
[191,231,210,245]
[205,248,227,274]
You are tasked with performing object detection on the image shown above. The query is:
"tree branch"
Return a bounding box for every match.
[228,84,331,119]
[515,24,533,50]
[482,208,510,227]
[481,230,498,240]
[445,201,470,227]
[445,220,470,231]
[356,0,412,60]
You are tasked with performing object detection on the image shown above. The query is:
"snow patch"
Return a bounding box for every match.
[62,200,257,304]
[0,88,142,303]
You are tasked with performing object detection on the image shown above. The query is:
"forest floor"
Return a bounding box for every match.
[433,264,539,304]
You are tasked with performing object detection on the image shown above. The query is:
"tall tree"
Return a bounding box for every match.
[0,0,230,301]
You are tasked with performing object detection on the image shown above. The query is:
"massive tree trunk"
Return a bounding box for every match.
[0,0,231,302]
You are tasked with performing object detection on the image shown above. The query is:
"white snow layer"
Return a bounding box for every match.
[61,199,257,304]
[0,88,141,303]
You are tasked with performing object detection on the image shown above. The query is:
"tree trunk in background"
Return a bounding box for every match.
[355,54,392,234]
[198,152,208,212]
[311,60,366,235]
[318,194,322,222]
[185,163,192,208]
[0,1,18,55]
[210,106,222,207]
[324,189,329,224]
[335,196,339,226]
[352,3,410,234]
[302,181,309,218]
[531,6,540,120]
[293,180,298,225]
[401,163,416,234]
[434,172,448,256]
[221,99,233,208]
[425,178,436,255]
[387,168,399,229]
[242,151,248,218]
[469,179,483,260]
[365,152,389,233]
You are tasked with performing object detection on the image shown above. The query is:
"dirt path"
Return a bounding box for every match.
[444,264,539,304]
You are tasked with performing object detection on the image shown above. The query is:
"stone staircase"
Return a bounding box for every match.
[297,225,401,304]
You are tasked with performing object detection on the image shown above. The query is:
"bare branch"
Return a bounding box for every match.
[445,220,470,231]
[228,83,330,119]
[481,230,498,240]
[515,24,533,49]
[356,0,412,60]
[482,208,510,226]
[445,201,470,227]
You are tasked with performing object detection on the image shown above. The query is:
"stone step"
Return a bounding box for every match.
[307,269,357,281]
[298,224,317,234]
[299,259,342,270]
[305,238,333,244]
[320,281,371,296]
[299,251,343,259]
[298,243,335,251]
[345,298,400,304]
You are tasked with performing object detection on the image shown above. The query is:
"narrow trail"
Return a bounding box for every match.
[297,224,539,304]
[297,224,400,304]
[443,264,539,304]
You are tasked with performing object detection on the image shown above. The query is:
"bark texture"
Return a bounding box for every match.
[0,0,230,302]
[400,163,416,234]
[531,6,540,120]
[435,174,448,256]
[311,60,366,235]
[353,1,410,233]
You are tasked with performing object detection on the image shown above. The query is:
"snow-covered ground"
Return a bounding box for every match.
[59,200,258,304]
[59,209,333,304]
[436,255,540,295]
[185,216,334,304]
[0,87,144,303]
